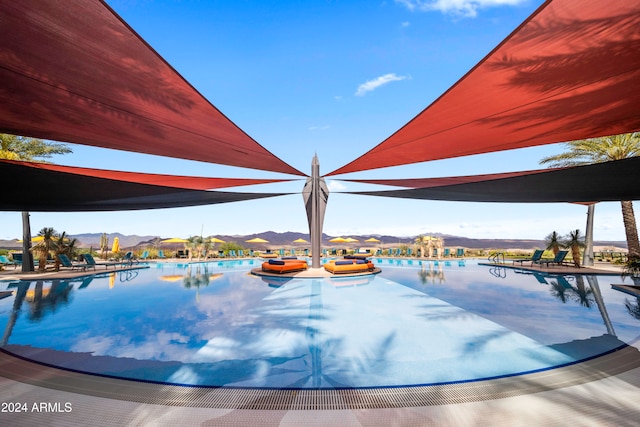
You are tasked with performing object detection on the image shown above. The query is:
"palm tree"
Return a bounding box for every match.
[53,232,79,271]
[1,133,72,272]
[564,229,586,267]
[544,231,562,256]
[31,227,59,271]
[540,132,640,260]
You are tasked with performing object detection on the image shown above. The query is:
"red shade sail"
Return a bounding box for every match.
[328,0,640,176]
[348,158,640,203]
[0,160,291,212]
[0,0,303,176]
[0,160,292,190]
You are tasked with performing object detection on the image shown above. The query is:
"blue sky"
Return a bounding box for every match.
[1,0,630,243]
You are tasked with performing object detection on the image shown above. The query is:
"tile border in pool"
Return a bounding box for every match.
[2,343,639,410]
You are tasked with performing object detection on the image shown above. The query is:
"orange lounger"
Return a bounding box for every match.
[324,259,374,274]
[262,259,308,274]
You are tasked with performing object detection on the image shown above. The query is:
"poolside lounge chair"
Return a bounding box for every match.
[444,248,451,257]
[536,250,569,268]
[82,253,121,269]
[121,251,138,265]
[10,252,23,267]
[157,250,166,259]
[262,258,308,274]
[139,250,149,260]
[456,248,465,257]
[324,259,375,274]
[0,255,16,269]
[57,253,91,271]
[512,249,545,266]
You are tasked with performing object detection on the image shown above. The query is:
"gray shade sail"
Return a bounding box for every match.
[1,159,291,212]
[345,158,640,203]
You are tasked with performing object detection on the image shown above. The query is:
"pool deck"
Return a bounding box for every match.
[1,340,639,426]
[479,260,627,275]
[0,264,149,282]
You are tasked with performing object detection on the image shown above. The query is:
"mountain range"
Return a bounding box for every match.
[0,231,627,251]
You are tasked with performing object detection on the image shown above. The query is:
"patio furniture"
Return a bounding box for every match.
[512,249,545,266]
[57,253,91,271]
[536,250,569,268]
[82,253,121,269]
[0,255,16,269]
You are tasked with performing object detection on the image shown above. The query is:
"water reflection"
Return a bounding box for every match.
[417,262,446,284]
[1,278,86,345]
[625,298,640,320]
[0,260,639,388]
[329,275,373,288]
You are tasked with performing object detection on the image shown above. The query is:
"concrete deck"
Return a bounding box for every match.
[479,260,627,276]
[0,264,149,282]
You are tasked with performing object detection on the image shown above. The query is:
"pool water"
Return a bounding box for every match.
[1,259,638,389]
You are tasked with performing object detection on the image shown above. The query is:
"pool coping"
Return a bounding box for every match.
[1,343,639,410]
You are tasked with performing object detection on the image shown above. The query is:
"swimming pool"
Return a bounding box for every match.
[1,258,638,389]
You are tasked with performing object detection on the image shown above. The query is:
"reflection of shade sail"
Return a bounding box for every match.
[2,160,291,211]
[328,0,640,176]
[347,158,640,203]
[0,1,303,176]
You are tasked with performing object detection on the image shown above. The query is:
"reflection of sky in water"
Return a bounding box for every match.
[0,259,638,388]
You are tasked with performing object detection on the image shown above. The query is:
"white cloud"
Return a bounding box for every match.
[401,21,411,27]
[355,73,408,96]
[395,0,526,18]
[327,180,347,191]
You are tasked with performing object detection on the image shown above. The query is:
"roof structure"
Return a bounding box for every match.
[0,0,639,213]
[347,157,640,203]
[328,0,640,176]
[0,0,304,176]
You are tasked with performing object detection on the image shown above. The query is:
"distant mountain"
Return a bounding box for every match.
[68,233,159,249]
[0,231,627,251]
